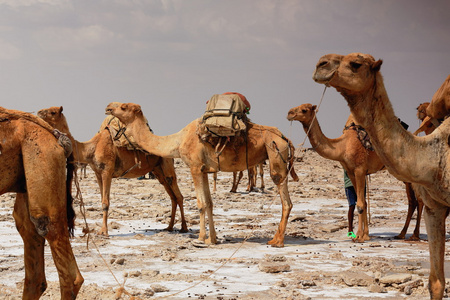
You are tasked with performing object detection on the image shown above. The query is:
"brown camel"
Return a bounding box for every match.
[0,107,83,299]
[212,163,265,193]
[287,104,423,241]
[313,52,450,299]
[413,102,437,136]
[37,106,187,236]
[106,101,298,247]
[231,163,265,193]
[425,74,450,120]
[287,103,384,242]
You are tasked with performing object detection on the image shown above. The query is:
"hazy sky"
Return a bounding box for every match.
[1,0,449,148]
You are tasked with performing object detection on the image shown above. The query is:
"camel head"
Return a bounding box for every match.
[37,106,64,128]
[313,53,383,95]
[286,103,317,126]
[105,102,143,125]
[416,102,430,121]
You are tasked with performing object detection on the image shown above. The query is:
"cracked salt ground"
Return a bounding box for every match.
[0,151,449,299]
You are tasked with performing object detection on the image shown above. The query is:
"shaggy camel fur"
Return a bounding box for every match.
[38,106,187,236]
[313,52,450,299]
[413,102,437,136]
[287,103,384,242]
[106,101,298,247]
[0,107,83,299]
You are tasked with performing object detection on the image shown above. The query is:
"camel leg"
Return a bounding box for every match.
[212,172,217,193]
[259,163,265,191]
[247,167,256,192]
[266,148,291,247]
[13,193,47,300]
[354,172,370,242]
[191,168,216,244]
[395,182,419,240]
[267,177,291,247]
[423,204,448,299]
[230,171,243,193]
[152,158,188,233]
[95,172,111,236]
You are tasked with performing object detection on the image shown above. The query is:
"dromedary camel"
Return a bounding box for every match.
[287,103,384,241]
[413,102,437,136]
[38,106,187,236]
[312,52,450,299]
[287,103,422,241]
[425,74,450,121]
[212,163,265,193]
[106,100,298,247]
[0,107,83,299]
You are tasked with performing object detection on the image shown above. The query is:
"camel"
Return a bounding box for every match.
[287,103,423,241]
[231,163,265,193]
[413,102,437,136]
[425,74,450,121]
[37,106,187,236]
[312,52,450,299]
[0,107,83,299]
[105,100,299,247]
[287,103,384,242]
[212,163,264,193]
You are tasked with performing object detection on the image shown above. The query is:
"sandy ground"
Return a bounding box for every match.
[0,149,448,299]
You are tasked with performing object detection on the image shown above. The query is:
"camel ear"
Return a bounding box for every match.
[312,105,317,111]
[120,103,128,110]
[59,106,63,113]
[372,59,383,72]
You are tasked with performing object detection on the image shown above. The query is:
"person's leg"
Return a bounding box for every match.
[345,186,357,237]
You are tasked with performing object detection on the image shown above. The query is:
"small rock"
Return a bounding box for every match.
[258,261,291,273]
[342,271,374,287]
[151,284,169,293]
[129,270,141,277]
[368,283,386,293]
[379,274,412,285]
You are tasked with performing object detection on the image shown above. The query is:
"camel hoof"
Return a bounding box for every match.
[407,235,421,241]
[268,238,284,248]
[97,229,109,237]
[394,235,405,240]
[179,228,189,233]
[206,237,217,245]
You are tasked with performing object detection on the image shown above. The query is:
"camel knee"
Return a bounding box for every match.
[102,203,109,211]
[30,215,50,237]
[271,173,282,185]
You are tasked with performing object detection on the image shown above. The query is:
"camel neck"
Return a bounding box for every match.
[340,73,437,184]
[303,116,345,161]
[127,118,182,158]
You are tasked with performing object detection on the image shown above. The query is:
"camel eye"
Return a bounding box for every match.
[317,61,327,68]
[302,109,307,113]
[350,62,362,70]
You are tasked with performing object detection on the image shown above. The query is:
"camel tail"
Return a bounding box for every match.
[287,139,299,182]
[66,153,76,237]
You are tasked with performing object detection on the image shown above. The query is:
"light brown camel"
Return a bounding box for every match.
[0,107,83,299]
[287,103,423,241]
[37,106,187,236]
[425,74,450,120]
[413,102,437,136]
[212,163,264,193]
[313,52,450,299]
[231,163,265,193]
[106,101,299,247]
[287,103,384,242]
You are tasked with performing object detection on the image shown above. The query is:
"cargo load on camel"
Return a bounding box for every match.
[201,92,250,137]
